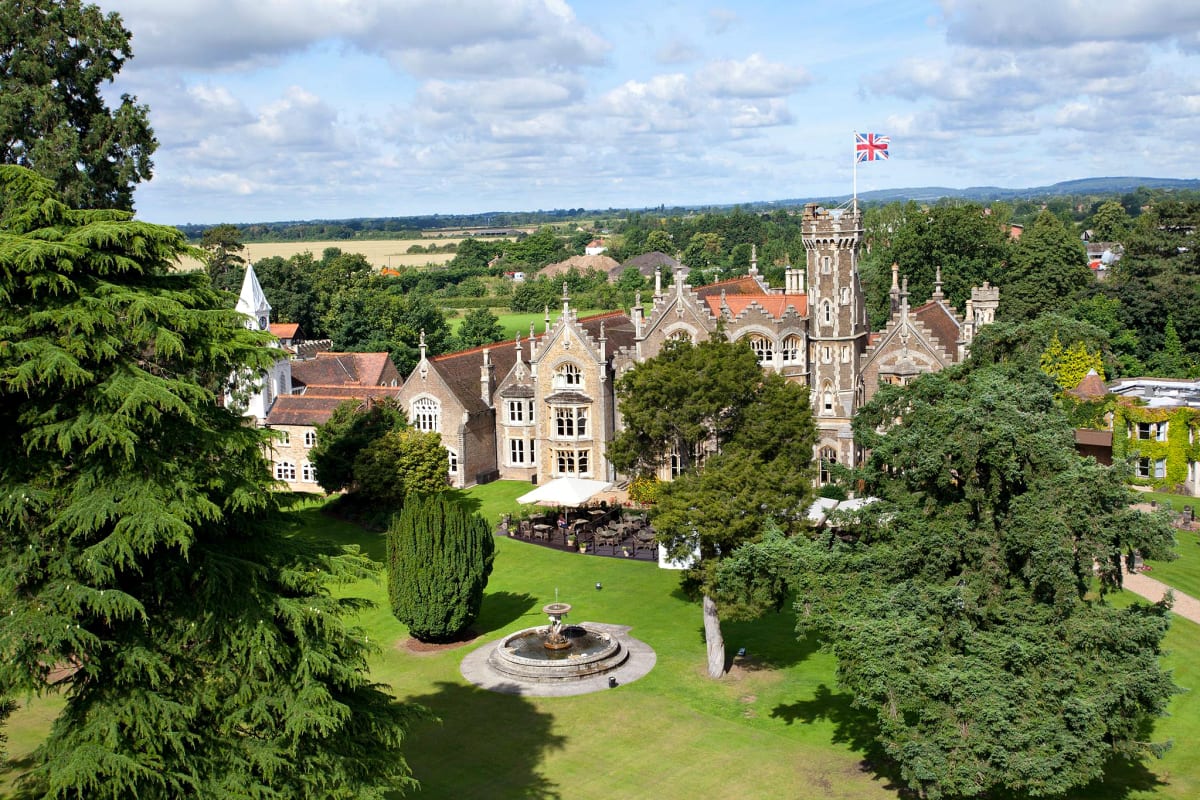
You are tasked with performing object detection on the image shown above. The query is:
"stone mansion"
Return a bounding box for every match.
[235,203,999,491]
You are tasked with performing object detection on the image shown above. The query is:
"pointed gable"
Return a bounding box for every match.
[911,299,963,358]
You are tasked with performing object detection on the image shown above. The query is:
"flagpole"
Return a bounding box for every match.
[852,131,858,213]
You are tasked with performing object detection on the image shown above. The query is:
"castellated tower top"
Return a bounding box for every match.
[801,202,863,252]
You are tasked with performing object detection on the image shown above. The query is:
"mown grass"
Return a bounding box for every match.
[1128,490,1200,599]
[446,309,616,341]
[5,490,1200,800]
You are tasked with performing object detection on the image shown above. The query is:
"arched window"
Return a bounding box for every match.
[304,430,317,447]
[822,384,835,414]
[819,447,837,484]
[555,363,582,389]
[275,460,296,481]
[839,286,850,305]
[669,329,693,344]
[277,430,290,446]
[301,461,316,482]
[781,335,801,365]
[412,397,440,432]
[747,335,774,366]
[822,301,833,325]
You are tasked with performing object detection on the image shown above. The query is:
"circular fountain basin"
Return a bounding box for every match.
[488,624,629,681]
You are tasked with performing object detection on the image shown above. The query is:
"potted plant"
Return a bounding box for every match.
[578,542,588,554]
[621,545,630,557]
[566,533,576,547]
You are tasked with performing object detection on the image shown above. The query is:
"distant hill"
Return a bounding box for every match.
[183,177,1200,236]
[803,177,1200,207]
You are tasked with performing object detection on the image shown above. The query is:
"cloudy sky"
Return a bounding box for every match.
[99,0,1200,225]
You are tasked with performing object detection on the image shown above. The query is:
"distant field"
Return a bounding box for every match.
[174,237,515,273]
[244,239,462,270]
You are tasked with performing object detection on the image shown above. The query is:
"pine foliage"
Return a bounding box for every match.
[386,494,495,642]
[791,363,1179,798]
[0,166,423,798]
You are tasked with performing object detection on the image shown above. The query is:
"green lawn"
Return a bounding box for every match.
[5,489,1200,799]
[1130,490,1200,599]
[447,309,615,341]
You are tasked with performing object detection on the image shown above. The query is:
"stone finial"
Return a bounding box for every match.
[933,266,944,300]
[562,281,570,317]
[654,268,662,299]
[419,329,427,361]
[544,305,551,332]
[749,243,759,276]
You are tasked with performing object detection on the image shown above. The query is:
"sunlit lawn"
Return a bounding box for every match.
[4,486,1200,799]
[1133,490,1200,599]
[447,309,615,341]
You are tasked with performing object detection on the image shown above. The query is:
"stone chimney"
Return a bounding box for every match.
[480,347,494,406]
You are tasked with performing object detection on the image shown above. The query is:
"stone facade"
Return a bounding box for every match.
[236,202,1001,493]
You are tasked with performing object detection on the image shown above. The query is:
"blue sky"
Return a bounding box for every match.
[101,0,1200,225]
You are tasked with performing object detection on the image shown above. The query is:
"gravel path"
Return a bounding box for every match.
[1123,569,1200,625]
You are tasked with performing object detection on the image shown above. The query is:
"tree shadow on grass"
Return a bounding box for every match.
[718,616,822,672]
[0,754,38,799]
[773,685,1169,800]
[474,591,539,635]
[399,681,566,799]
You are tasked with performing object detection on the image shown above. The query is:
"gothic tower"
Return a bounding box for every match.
[802,202,868,475]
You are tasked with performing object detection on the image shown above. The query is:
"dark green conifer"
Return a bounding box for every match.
[387,494,495,642]
[0,165,423,798]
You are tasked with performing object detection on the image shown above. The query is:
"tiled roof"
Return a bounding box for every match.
[1068,369,1109,400]
[270,322,300,340]
[538,254,620,279]
[428,341,523,416]
[617,251,682,279]
[912,300,962,358]
[265,386,399,427]
[703,294,806,320]
[291,352,400,388]
[695,276,766,298]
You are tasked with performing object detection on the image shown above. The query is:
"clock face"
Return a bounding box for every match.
[258,316,268,330]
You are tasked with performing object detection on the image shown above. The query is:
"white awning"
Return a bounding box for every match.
[516,477,613,507]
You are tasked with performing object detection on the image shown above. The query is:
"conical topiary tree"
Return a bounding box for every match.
[387,494,495,642]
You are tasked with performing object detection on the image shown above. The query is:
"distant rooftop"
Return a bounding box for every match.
[1109,377,1200,408]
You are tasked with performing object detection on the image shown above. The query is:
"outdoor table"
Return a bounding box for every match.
[532,524,553,541]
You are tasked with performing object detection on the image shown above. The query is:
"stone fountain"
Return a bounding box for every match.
[461,599,656,697]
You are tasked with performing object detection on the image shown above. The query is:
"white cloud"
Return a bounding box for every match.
[109,0,610,77]
[939,0,1200,48]
[696,54,812,98]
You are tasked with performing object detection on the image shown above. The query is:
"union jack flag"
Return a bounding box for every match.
[855,132,890,163]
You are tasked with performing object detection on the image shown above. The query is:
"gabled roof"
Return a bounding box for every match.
[265,386,399,427]
[291,352,399,388]
[911,299,962,358]
[703,294,807,320]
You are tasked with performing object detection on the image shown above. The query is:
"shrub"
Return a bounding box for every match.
[387,494,495,642]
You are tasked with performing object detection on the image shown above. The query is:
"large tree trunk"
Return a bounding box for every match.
[703,593,726,679]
